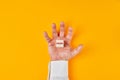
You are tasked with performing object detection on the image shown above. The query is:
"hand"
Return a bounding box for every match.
[43,22,83,61]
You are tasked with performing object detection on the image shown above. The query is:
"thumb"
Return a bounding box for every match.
[71,44,83,57]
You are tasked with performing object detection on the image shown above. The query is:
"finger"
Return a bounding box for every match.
[66,27,73,42]
[71,44,83,57]
[52,23,58,38]
[43,31,52,43]
[60,22,65,37]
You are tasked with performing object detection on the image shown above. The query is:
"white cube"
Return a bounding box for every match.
[56,40,64,48]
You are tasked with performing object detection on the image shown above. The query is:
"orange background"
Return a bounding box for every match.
[0,0,120,80]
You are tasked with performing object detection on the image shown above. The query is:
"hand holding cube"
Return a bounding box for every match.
[43,22,83,61]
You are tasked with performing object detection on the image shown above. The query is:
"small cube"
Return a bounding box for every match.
[56,40,64,48]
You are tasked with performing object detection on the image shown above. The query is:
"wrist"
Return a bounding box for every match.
[50,56,68,61]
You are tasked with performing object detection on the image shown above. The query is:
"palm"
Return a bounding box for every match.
[44,22,83,60]
[48,37,72,60]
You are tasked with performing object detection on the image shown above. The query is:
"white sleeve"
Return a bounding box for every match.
[48,61,69,80]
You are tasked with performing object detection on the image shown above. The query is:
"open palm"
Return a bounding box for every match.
[44,22,83,61]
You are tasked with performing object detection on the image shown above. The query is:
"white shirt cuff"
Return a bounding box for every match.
[48,61,68,80]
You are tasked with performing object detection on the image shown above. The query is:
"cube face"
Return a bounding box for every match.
[56,44,64,48]
[56,40,64,43]
[56,40,64,48]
